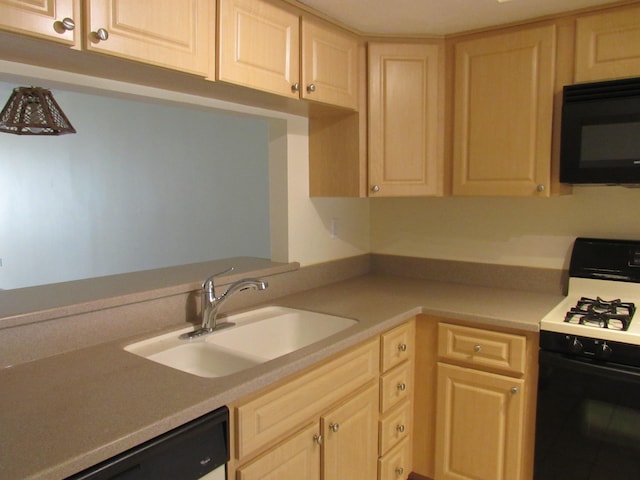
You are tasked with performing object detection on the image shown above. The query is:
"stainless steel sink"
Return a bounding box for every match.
[124,306,358,378]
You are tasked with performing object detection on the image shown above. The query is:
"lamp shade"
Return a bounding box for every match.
[0,86,76,135]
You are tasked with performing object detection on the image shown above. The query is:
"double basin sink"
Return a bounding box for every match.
[125,306,357,378]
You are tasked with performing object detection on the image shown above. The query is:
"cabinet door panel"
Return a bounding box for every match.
[237,423,320,480]
[322,383,378,480]
[368,42,443,196]
[0,0,78,45]
[575,4,640,82]
[302,18,358,109]
[218,0,299,98]
[435,363,525,480]
[452,25,556,196]
[86,0,210,75]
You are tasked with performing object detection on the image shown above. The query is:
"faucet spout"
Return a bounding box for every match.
[180,270,268,340]
[201,278,268,331]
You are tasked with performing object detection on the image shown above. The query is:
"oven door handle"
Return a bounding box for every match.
[539,350,640,383]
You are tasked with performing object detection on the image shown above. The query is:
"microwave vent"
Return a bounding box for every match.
[564,77,640,103]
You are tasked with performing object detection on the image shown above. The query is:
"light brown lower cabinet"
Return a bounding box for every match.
[237,383,378,479]
[435,361,526,480]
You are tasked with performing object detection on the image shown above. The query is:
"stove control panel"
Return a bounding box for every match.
[540,331,640,367]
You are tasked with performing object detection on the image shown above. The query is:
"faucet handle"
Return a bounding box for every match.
[202,267,234,291]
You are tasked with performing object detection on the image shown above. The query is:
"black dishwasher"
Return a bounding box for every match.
[66,406,229,480]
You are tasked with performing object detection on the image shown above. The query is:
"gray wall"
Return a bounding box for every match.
[0,82,270,289]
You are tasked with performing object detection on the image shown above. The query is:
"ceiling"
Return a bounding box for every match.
[297,0,623,35]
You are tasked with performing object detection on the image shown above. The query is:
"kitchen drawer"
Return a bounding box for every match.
[235,338,379,460]
[380,361,412,413]
[379,400,411,456]
[438,323,526,376]
[378,437,410,480]
[381,320,415,373]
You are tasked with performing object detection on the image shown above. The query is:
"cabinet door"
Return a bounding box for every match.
[85,0,210,76]
[237,423,320,480]
[575,4,640,82]
[368,43,443,196]
[0,0,78,45]
[301,17,358,109]
[435,363,525,480]
[218,0,300,98]
[322,383,378,480]
[451,25,556,196]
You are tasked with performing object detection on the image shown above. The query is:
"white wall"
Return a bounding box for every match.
[0,61,371,289]
[370,186,640,270]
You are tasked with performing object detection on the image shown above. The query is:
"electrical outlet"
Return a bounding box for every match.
[330,218,338,239]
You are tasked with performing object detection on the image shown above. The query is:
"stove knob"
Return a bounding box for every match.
[567,336,583,354]
[596,342,613,360]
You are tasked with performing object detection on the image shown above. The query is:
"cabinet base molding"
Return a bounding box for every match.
[408,473,432,480]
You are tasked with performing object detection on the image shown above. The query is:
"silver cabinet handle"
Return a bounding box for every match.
[291,82,300,92]
[537,184,545,192]
[511,387,519,395]
[396,466,404,476]
[313,434,323,445]
[397,382,407,392]
[92,28,109,42]
[398,343,407,352]
[307,83,316,93]
[473,344,482,353]
[396,424,405,433]
[329,423,339,432]
[371,185,380,193]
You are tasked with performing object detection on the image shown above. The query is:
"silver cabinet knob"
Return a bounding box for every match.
[395,466,404,476]
[371,185,380,193]
[397,382,407,392]
[511,387,519,395]
[313,434,323,445]
[398,343,407,352]
[329,423,339,432]
[536,184,545,192]
[473,344,482,353]
[396,424,405,433]
[291,82,300,92]
[306,83,316,93]
[92,28,109,42]
[60,17,75,31]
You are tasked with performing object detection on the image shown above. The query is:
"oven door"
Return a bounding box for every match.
[534,350,640,479]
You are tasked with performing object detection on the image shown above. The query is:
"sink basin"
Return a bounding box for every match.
[124,306,357,378]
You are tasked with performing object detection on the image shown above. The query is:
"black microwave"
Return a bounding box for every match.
[560,76,640,184]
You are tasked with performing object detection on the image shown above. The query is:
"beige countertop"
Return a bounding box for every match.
[0,273,564,480]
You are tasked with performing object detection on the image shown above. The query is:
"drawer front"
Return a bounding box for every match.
[380,361,412,413]
[438,323,526,375]
[236,338,379,460]
[378,437,411,480]
[379,401,412,456]
[381,320,415,373]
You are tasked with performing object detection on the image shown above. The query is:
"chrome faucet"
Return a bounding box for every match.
[181,268,268,340]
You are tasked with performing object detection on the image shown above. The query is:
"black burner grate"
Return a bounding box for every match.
[564,297,635,331]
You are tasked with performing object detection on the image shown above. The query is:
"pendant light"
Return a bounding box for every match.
[0,86,76,135]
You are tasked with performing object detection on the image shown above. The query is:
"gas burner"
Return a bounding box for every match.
[564,297,635,331]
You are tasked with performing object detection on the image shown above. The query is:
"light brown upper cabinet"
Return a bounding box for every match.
[218,0,358,109]
[0,0,79,46]
[575,3,640,82]
[368,42,444,196]
[301,17,359,109]
[217,0,300,99]
[451,25,556,196]
[84,0,211,76]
